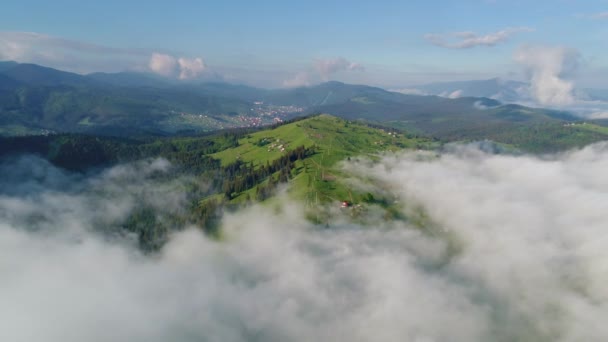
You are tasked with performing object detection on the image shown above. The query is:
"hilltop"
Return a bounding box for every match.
[0,114,435,244]
[210,114,436,208]
[4,111,608,250]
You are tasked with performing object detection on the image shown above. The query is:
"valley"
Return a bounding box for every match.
[4,3,608,340]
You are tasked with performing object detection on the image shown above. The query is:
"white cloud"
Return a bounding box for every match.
[437,89,464,98]
[282,57,365,87]
[148,53,208,80]
[282,71,310,88]
[177,57,206,80]
[314,57,365,81]
[514,45,580,106]
[148,53,177,77]
[346,142,608,341]
[4,143,608,341]
[424,27,533,49]
[473,100,490,110]
[448,89,463,98]
[389,88,427,95]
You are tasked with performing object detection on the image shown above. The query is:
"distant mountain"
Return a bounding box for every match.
[0,61,19,72]
[404,78,528,102]
[183,82,270,102]
[270,81,499,108]
[259,81,577,138]
[1,63,93,87]
[0,61,587,140]
[0,61,257,136]
[582,88,608,102]
[86,71,173,88]
[406,78,608,107]
[0,74,22,90]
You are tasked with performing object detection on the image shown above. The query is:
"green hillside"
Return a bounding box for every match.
[2,61,594,144]
[5,113,606,249]
[213,114,429,165]
[208,115,437,224]
[0,114,436,247]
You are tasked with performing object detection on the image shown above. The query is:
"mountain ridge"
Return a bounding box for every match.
[0,60,590,143]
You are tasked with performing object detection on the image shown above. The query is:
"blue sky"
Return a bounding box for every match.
[1,0,607,88]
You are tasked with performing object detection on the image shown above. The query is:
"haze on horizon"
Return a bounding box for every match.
[1,0,608,90]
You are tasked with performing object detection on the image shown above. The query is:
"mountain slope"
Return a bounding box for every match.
[0,114,438,248]
[0,62,258,136]
[86,71,173,88]
[1,63,93,87]
[261,81,575,131]
[0,113,434,204]
[210,114,436,205]
[290,82,577,142]
[3,113,607,248]
[0,61,591,144]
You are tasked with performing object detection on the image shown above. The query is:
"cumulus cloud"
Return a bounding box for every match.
[314,57,365,81]
[282,57,364,87]
[424,27,533,49]
[148,53,178,77]
[514,45,580,106]
[490,45,608,118]
[282,71,310,88]
[148,53,207,80]
[177,57,206,80]
[4,143,608,341]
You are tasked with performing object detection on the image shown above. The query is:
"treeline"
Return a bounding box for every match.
[0,114,326,251]
[361,121,440,141]
[0,131,238,172]
[221,145,316,200]
[0,114,324,171]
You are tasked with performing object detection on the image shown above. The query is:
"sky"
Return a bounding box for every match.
[1,0,608,88]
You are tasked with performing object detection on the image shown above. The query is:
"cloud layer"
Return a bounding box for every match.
[425,27,533,49]
[3,143,608,341]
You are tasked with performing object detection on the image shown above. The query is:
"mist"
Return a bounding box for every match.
[2,144,608,341]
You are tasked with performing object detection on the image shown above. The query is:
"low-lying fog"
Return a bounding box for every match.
[2,143,608,342]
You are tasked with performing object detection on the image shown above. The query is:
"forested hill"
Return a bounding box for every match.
[0,114,436,249]
[1,61,592,142]
[4,112,608,251]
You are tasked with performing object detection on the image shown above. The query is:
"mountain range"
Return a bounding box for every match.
[0,61,592,141]
[405,78,528,102]
[403,77,608,103]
